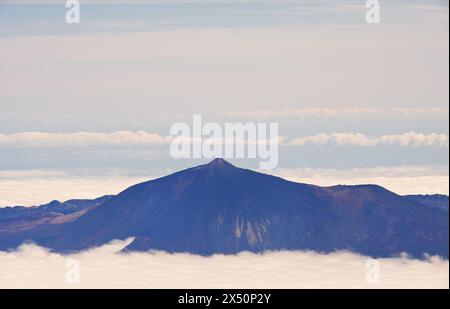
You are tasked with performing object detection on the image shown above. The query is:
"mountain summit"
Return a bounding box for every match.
[196,158,240,177]
[0,159,448,258]
[208,158,233,167]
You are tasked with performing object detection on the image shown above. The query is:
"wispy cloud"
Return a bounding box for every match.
[0,130,447,149]
[287,131,449,147]
[1,23,447,111]
[227,107,450,119]
[0,131,172,148]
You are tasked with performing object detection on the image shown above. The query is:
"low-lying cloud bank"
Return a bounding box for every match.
[0,165,448,206]
[0,240,448,289]
[0,170,153,207]
[270,165,450,196]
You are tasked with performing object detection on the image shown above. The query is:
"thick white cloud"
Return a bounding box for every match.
[0,240,447,288]
[288,131,449,147]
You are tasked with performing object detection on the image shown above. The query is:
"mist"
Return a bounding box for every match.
[0,239,447,289]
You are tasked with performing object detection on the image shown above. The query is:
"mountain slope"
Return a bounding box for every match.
[0,159,448,258]
[404,194,449,212]
[0,195,113,233]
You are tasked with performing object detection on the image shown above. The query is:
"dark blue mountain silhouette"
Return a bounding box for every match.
[405,194,449,212]
[0,195,113,220]
[0,159,448,258]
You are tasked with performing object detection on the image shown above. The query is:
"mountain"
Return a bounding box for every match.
[0,159,448,258]
[405,194,449,212]
[0,196,113,234]
[0,195,113,219]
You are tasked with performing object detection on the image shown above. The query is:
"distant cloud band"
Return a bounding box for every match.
[288,131,449,147]
[0,131,172,148]
[227,107,449,119]
[0,130,447,148]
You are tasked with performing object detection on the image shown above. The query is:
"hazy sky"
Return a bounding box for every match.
[0,0,448,204]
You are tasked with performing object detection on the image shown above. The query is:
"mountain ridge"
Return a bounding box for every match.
[0,159,448,259]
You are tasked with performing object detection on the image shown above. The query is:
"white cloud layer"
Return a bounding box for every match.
[270,165,449,196]
[288,131,449,147]
[0,240,447,288]
[0,165,447,207]
[0,130,447,149]
[0,169,154,207]
[0,131,172,148]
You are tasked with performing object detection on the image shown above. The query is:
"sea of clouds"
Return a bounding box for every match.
[1,165,448,207]
[0,239,448,289]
